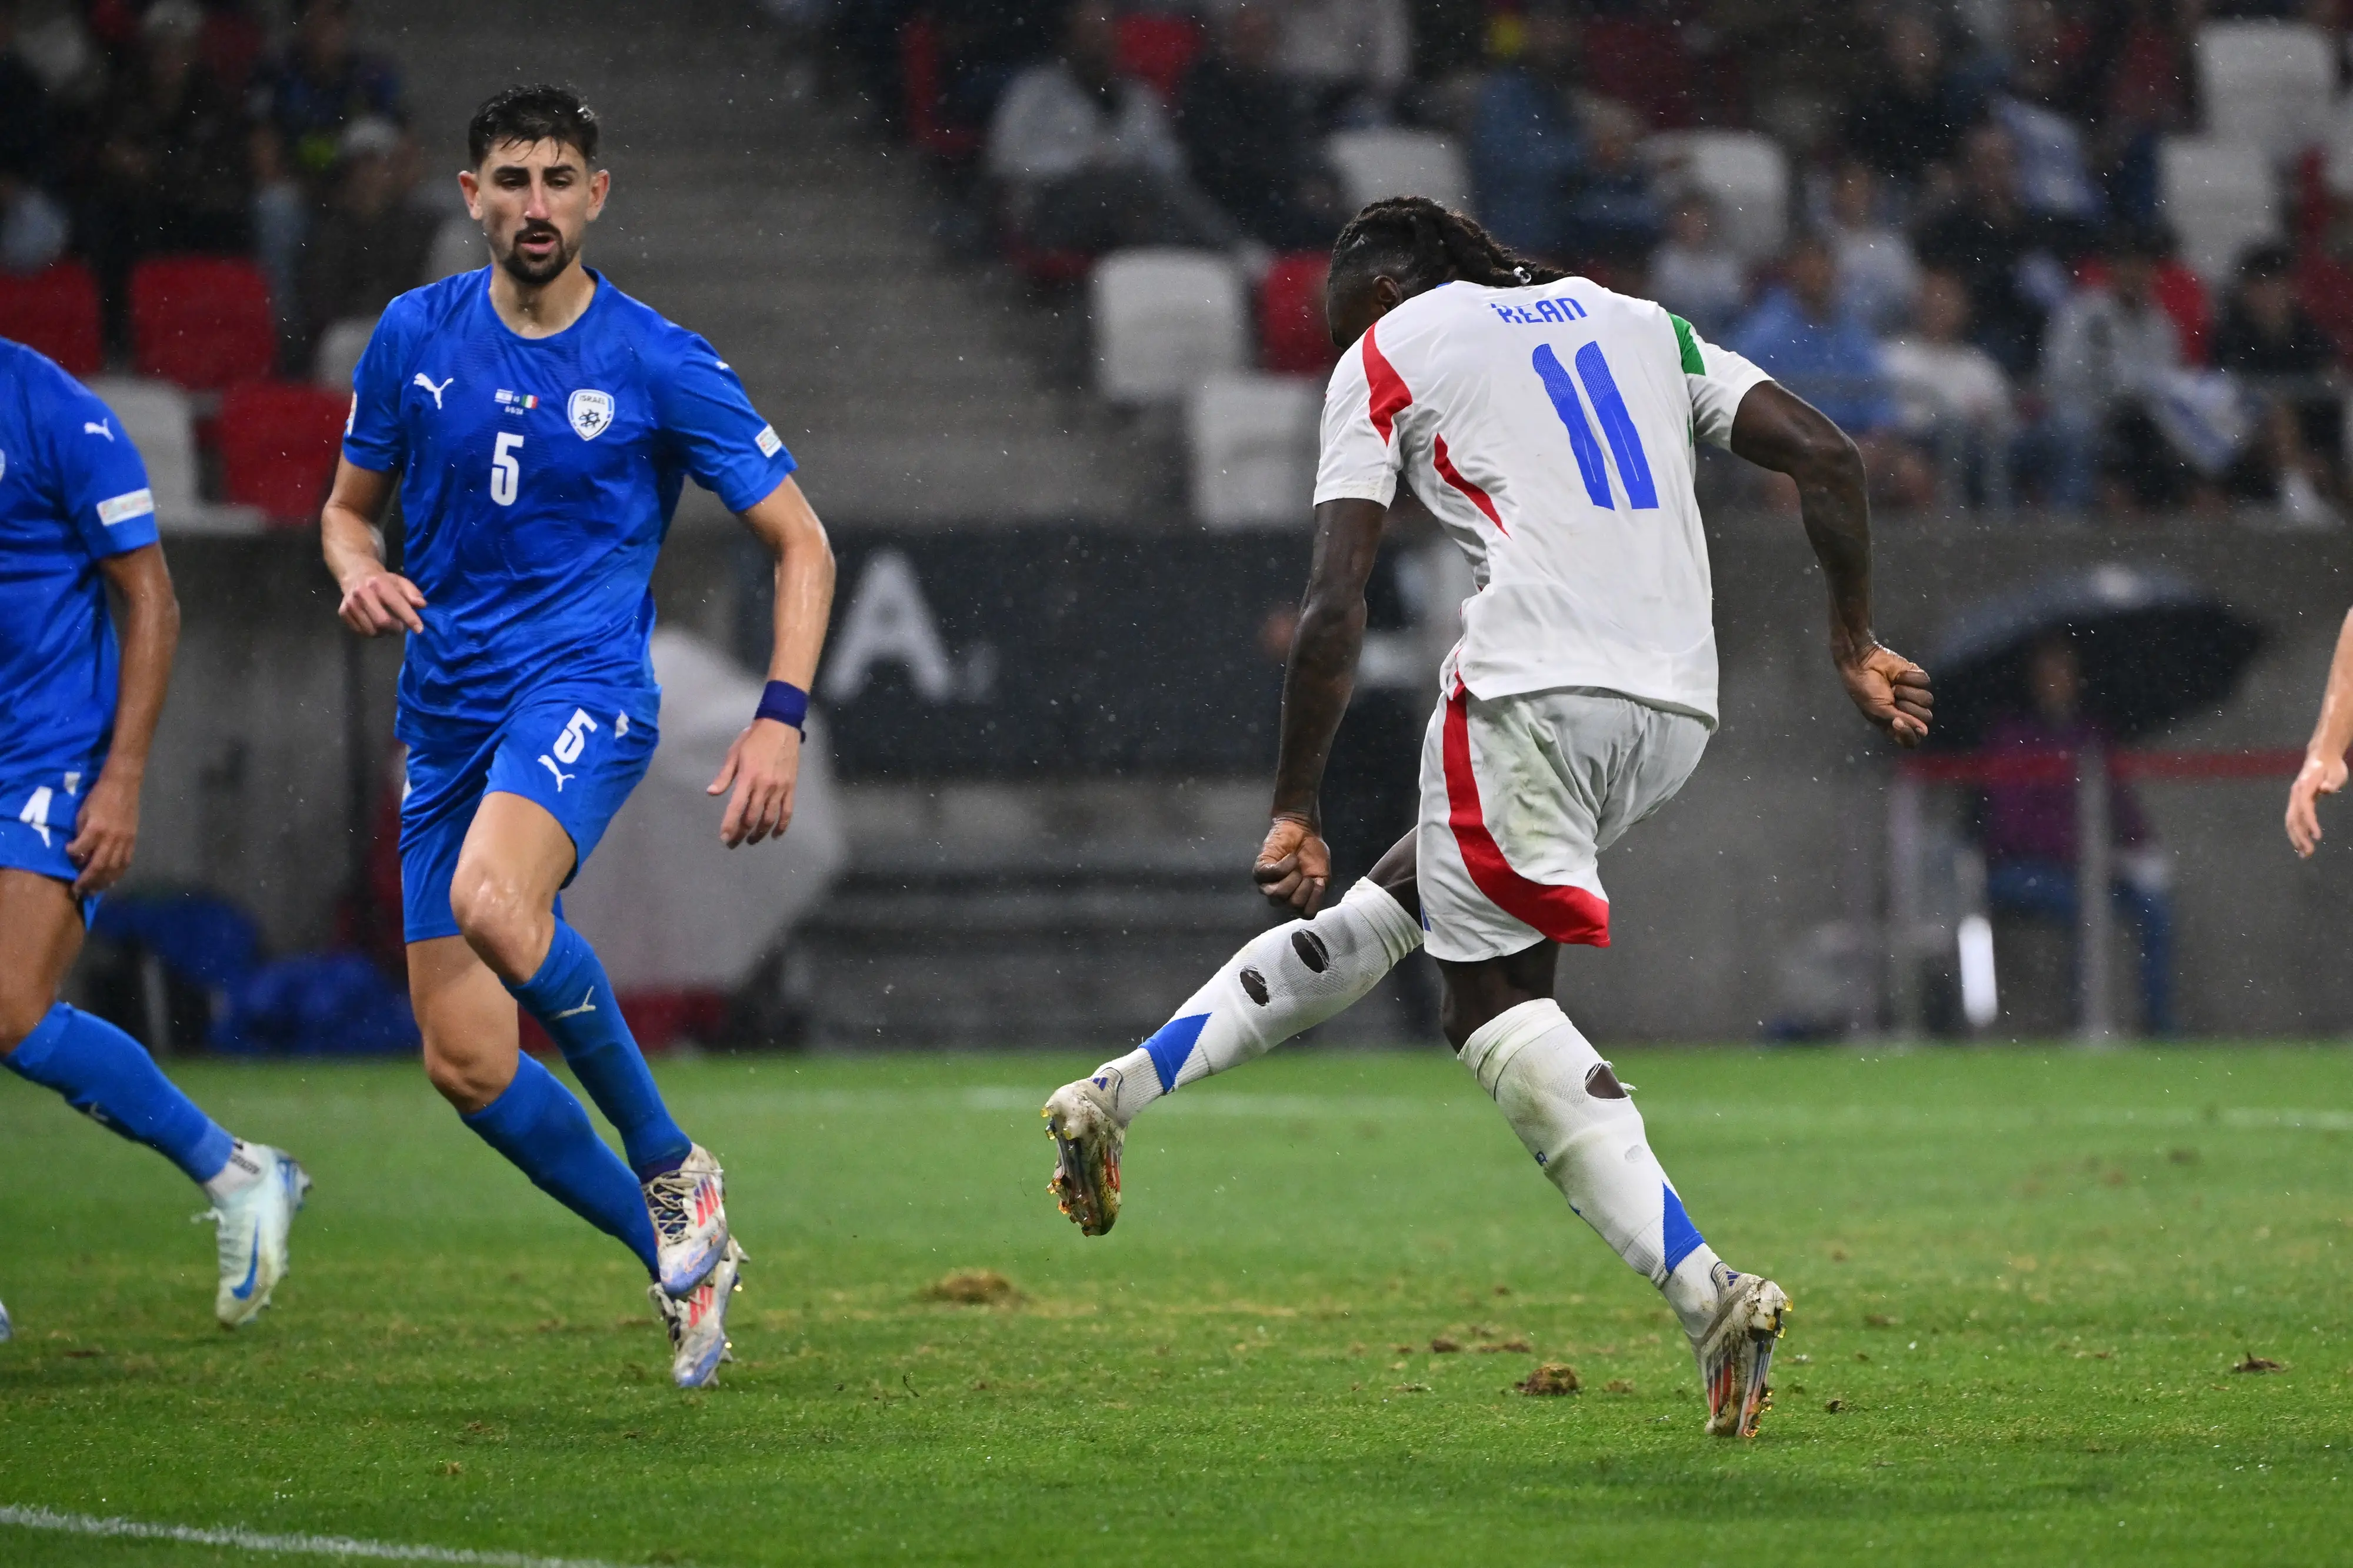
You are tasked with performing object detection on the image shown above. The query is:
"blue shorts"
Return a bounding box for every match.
[399,692,659,944]
[0,769,99,924]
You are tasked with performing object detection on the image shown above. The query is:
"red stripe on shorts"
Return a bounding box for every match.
[1432,434,1505,532]
[1363,324,1412,441]
[1441,686,1611,947]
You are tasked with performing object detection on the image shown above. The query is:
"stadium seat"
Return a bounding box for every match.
[1091,249,1245,404]
[129,256,276,391]
[1116,14,1203,102]
[311,315,378,392]
[1582,18,1694,130]
[1188,372,1321,527]
[1325,129,1470,212]
[2197,22,2334,162]
[0,261,103,376]
[215,381,347,525]
[1258,252,1337,375]
[82,377,201,527]
[1644,131,1789,262]
[2160,137,2283,284]
[425,215,485,281]
[900,15,981,162]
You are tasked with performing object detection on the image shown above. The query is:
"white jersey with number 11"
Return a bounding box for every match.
[1313,279,1774,728]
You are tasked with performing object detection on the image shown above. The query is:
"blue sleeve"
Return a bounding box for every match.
[652,332,796,512]
[49,371,159,558]
[342,305,410,473]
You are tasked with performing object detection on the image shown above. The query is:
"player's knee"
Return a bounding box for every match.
[421,1037,508,1114]
[448,866,540,976]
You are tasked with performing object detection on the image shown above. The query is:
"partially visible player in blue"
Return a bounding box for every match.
[318,86,834,1389]
[0,339,309,1335]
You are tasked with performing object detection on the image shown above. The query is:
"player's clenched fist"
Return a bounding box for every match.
[1840,642,1933,748]
[337,569,426,636]
[1254,813,1332,916]
[709,718,801,846]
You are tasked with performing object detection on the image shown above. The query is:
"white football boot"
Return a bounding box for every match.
[644,1144,729,1297]
[1692,1266,1789,1437]
[198,1146,310,1328]
[652,1238,742,1389]
[1042,1076,1123,1236]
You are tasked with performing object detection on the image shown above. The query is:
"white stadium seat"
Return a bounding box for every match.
[2159,137,2282,284]
[1644,131,1789,262]
[2197,21,2334,161]
[1325,129,1470,212]
[1091,249,1246,405]
[311,315,378,392]
[83,377,198,524]
[1187,372,1321,528]
[426,214,485,281]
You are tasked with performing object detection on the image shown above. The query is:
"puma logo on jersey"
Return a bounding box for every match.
[552,988,598,1019]
[413,373,454,408]
[83,420,114,441]
[538,756,574,791]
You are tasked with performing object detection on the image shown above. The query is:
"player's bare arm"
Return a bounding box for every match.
[320,460,423,635]
[708,475,835,848]
[68,543,178,895]
[1259,495,1389,916]
[2286,605,2353,856]
[1728,381,1932,748]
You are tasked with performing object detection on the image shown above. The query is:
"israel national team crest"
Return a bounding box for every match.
[568,389,615,441]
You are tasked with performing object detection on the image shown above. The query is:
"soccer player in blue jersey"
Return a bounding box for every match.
[318,86,834,1388]
[0,339,309,1334]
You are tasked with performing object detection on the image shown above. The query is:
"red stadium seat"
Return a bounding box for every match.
[1117,14,1202,101]
[215,381,345,525]
[901,16,981,162]
[1258,252,1338,375]
[1582,18,1695,130]
[129,256,276,390]
[0,262,104,376]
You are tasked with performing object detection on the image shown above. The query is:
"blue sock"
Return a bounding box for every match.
[460,1055,658,1275]
[505,920,691,1179]
[4,1003,234,1185]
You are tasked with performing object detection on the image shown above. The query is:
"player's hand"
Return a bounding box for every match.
[338,570,426,636]
[2286,751,2346,857]
[66,768,141,896]
[709,718,801,846]
[1838,642,1932,748]
[1254,813,1332,916]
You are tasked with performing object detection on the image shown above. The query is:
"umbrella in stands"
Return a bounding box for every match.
[1926,564,2265,750]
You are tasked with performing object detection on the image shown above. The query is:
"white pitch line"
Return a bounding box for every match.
[0,1506,654,1568]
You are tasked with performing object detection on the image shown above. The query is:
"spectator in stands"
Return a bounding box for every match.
[1882,269,2015,506]
[2059,0,2196,223]
[0,0,66,275]
[1824,157,1919,335]
[1565,96,1659,272]
[1176,3,1343,249]
[1915,122,2071,378]
[296,116,436,361]
[2039,223,2192,511]
[1978,632,2175,1036]
[1467,0,1584,261]
[2214,242,2345,523]
[1268,0,1412,126]
[1837,11,1977,190]
[1991,1,2103,228]
[1647,195,1745,338]
[987,0,1237,255]
[78,2,259,322]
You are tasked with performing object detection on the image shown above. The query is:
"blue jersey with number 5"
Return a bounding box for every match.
[342,268,795,740]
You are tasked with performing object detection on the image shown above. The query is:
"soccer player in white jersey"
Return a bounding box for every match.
[1045,198,1932,1438]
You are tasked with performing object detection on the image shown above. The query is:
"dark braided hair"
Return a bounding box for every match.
[1328,196,1570,294]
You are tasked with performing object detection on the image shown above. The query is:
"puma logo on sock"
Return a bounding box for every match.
[552,989,598,1019]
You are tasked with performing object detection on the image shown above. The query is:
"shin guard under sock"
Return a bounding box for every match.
[506,920,691,1179]
[1091,878,1424,1124]
[4,1003,234,1183]
[461,1055,659,1275]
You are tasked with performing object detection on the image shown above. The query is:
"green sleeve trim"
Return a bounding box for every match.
[1670,313,1705,376]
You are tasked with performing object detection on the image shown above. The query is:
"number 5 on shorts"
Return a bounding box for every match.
[552,709,600,764]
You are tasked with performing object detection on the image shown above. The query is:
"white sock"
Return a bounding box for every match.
[1458,999,1724,1340]
[201,1139,265,1203]
[1090,879,1424,1125]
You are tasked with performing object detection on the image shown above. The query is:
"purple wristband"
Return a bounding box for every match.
[755,680,808,731]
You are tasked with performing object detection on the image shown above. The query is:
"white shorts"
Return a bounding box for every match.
[1415,685,1709,963]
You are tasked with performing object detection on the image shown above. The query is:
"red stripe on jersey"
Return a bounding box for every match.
[1362,324,1412,441]
[1432,435,1505,533]
[1441,687,1611,947]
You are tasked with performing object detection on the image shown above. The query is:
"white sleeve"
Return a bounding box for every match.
[1674,315,1775,451]
[1312,346,1401,507]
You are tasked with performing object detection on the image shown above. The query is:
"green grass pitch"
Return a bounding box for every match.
[2,1045,2349,1566]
